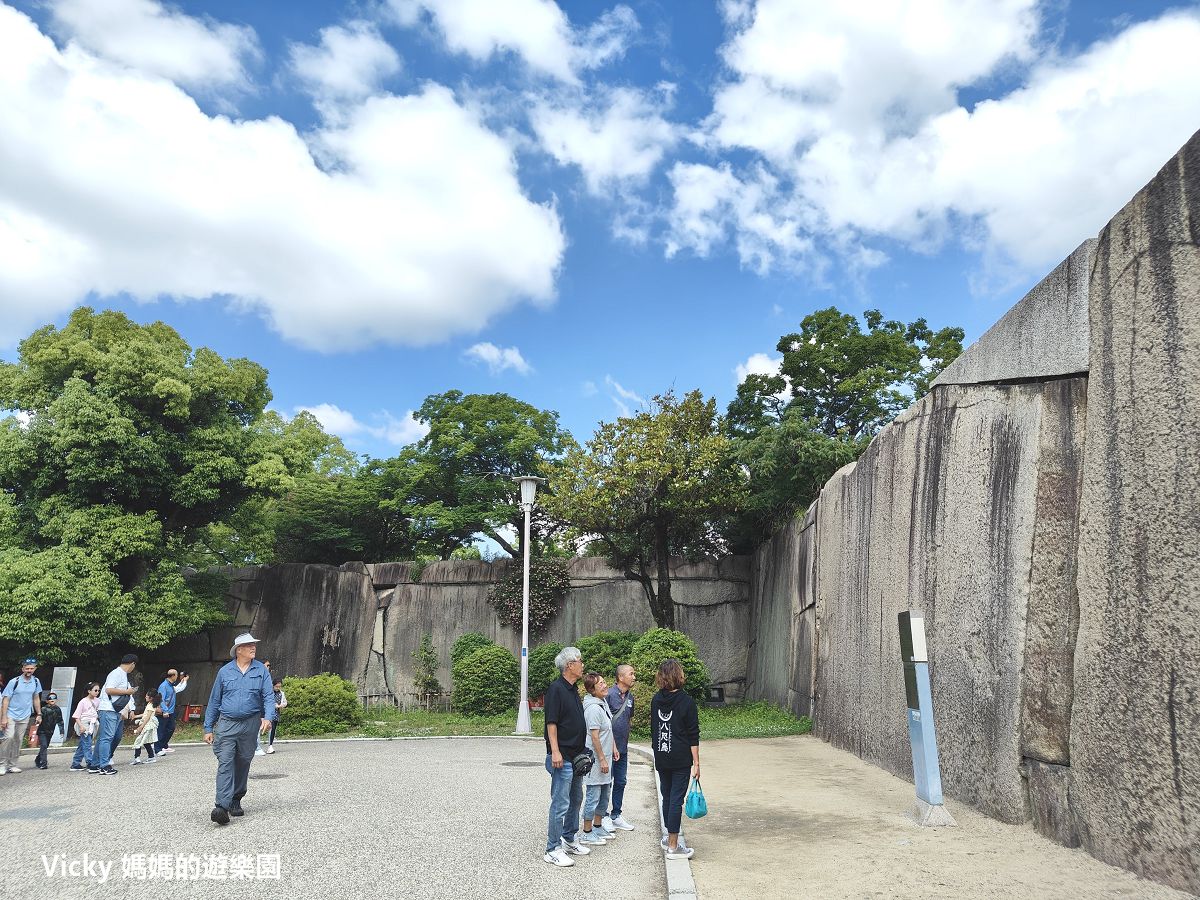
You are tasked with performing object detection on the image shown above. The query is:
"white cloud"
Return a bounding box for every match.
[463,342,533,375]
[47,0,260,90]
[581,380,598,397]
[290,20,401,101]
[604,375,645,417]
[297,404,429,446]
[530,86,679,193]
[0,5,564,350]
[734,352,790,403]
[388,0,638,82]
[674,2,1200,275]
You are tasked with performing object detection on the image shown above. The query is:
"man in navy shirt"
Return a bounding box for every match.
[155,668,189,754]
[542,646,589,868]
[204,633,275,825]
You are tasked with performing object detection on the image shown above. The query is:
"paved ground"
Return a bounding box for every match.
[689,735,1192,899]
[0,737,665,900]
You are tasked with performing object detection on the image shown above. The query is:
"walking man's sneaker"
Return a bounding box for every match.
[130,759,142,766]
[266,746,275,754]
[665,845,695,859]
[7,766,21,773]
[69,764,85,771]
[579,829,607,845]
[561,837,591,856]
[610,815,635,831]
[100,767,118,776]
[543,848,575,868]
[211,806,230,826]
[86,766,101,774]
[0,767,6,775]
[254,748,265,756]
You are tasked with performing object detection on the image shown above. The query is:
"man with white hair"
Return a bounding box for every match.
[204,633,275,825]
[542,646,589,868]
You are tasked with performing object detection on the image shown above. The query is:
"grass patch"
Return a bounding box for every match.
[632,700,812,742]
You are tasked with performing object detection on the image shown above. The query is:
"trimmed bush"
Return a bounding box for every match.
[576,630,639,680]
[280,673,363,734]
[451,632,494,668]
[452,644,520,717]
[629,678,655,736]
[630,628,710,703]
[528,641,564,699]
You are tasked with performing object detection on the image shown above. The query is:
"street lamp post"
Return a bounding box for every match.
[513,475,544,735]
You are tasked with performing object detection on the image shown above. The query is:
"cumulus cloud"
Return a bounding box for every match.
[670,1,1200,275]
[0,4,564,350]
[298,404,429,446]
[47,0,260,90]
[463,342,533,375]
[388,0,638,82]
[530,85,679,193]
[734,352,790,403]
[290,20,401,101]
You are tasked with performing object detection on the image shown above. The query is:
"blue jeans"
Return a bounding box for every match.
[95,711,120,768]
[610,752,628,817]
[584,782,612,821]
[658,767,690,835]
[545,755,584,853]
[71,731,93,767]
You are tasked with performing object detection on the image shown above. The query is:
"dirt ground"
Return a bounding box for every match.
[684,735,1189,899]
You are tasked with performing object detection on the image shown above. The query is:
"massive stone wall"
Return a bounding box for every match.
[744,129,1200,893]
[146,556,750,710]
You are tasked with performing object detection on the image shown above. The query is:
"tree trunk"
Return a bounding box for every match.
[653,519,674,630]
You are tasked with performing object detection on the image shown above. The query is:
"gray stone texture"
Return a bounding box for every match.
[1071,129,1200,893]
[933,240,1093,387]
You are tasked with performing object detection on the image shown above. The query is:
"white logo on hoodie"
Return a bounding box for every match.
[657,709,672,754]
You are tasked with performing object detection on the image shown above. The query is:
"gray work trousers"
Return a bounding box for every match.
[212,715,261,810]
[1,717,29,769]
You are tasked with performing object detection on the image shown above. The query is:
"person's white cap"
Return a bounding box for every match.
[229,632,260,657]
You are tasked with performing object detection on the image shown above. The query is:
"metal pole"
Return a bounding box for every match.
[515,497,533,734]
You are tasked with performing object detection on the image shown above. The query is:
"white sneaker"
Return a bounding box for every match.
[160,748,175,754]
[661,835,689,851]
[0,767,6,775]
[665,845,695,859]
[7,766,21,773]
[543,848,575,868]
[146,757,158,764]
[130,759,142,766]
[610,816,635,831]
[266,746,275,754]
[561,838,591,856]
[254,748,265,756]
[579,830,607,845]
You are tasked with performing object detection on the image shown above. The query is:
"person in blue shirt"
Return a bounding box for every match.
[0,658,43,775]
[155,668,189,754]
[204,633,275,825]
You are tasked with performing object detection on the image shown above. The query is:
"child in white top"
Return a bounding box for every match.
[130,691,161,765]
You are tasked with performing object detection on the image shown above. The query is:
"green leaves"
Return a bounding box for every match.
[487,557,571,635]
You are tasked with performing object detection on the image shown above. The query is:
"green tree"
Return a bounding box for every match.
[0,307,320,660]
[412,633,443,696]
[487,558,571,636]
[380,391,573,559]
[544,390,746,630]
[724,307,963,550]
[528,641,564,698]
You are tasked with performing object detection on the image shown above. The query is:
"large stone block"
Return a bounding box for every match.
[933,240,1092,386]
[1072,129,1200,894]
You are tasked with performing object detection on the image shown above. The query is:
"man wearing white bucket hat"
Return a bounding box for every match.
[203,633,275,825]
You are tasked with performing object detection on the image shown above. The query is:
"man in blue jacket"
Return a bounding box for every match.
[204,633,275,825]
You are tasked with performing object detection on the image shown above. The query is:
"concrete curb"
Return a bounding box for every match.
[32,733,545,754]
[629,743,699,900]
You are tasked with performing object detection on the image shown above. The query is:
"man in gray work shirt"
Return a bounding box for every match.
[204,632,275,825]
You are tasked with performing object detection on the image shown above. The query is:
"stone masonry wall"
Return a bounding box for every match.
[744,129,1200,894]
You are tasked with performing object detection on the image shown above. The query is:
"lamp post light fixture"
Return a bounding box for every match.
[513,475,545,735]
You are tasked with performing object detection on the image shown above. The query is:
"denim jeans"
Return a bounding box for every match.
[71,731,93,768]
[658,767,690,835]
[156,713,176,753]
[545,755,584,853]
[583,782,612,821]
[609,752,628,817]
[95,711,121,768]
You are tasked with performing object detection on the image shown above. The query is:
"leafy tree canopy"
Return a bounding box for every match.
[0,307,332,660]
[544,390,745,629]
[380,391,573,559]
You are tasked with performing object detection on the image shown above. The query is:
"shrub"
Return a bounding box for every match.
[528,641,564,699]
[630,628,710,703]
[487,557,571,635]
[576,630,639,680]
[629,678,656,736]
[412,633,443,695]
[452,644,520,717]
[280,673,363,733]
[451,632,494,668]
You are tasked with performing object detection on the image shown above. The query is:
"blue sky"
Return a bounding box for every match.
[2,0,1199,457]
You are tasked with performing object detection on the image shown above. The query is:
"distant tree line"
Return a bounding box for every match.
[0,305,961,659]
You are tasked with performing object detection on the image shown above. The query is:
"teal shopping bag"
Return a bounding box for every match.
[684,777,707,819]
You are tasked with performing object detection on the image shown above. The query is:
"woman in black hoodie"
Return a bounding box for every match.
[650,658,700,859]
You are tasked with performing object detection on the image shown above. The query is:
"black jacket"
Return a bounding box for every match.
[37,704,64,736]
[650,689,700,771]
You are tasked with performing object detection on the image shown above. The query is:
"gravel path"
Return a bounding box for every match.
[0,737,665,900]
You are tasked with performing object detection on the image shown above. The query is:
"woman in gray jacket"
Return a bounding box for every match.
[579,672,619,846]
